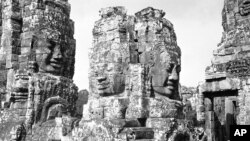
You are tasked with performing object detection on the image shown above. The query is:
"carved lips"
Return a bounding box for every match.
[96,77,110,94]
[50,61,63,68]
[166,81,175,90]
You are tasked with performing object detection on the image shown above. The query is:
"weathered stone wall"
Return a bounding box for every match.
[0,0,76,107]
[75,89,88,117]
[200,0,250,140]
[0,3,203,141]
[0,1,4,93]
[0,0,78,141]
[72,7,197,141]
[203,0,250,124]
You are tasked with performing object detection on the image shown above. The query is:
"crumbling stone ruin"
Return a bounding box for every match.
[75,6,194,141]
[199,0,250,141]
[0,3,202,140]
[2,0,247,141]
[0,0,78,140]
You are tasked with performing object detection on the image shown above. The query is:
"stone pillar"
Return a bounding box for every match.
[197,85,205,123]
[1,0,22,104]
[0,0,5,91]
[225,97,237,140]
[126,64,149,119]
[205,97,215,141]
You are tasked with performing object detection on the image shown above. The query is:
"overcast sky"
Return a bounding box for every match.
[69,0,224,90]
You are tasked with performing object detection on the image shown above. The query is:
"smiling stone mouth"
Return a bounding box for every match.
[97,82,110,90]
[50,62,62,67]
[167,85,174,88]
[97,84,109,90]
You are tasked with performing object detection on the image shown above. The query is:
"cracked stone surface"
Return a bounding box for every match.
[0,2,203,141]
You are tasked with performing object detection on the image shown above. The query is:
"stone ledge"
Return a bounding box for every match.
[201,77,240,93]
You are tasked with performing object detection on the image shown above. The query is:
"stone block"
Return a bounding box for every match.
[6,54,18,62]
[88,107,104,120]
[126,106,149,119]
[0,61,6,70]
[205,111,214,121]
[146,118,175,129]
[129,96,149,107]
[20,31,34,40]
[21,38,32,47]
[149,106,178,118]
[2,20,21,32]
[199,105,205,112]
[18,62,27,70]
[86,99,101,108]
[120,127,154,140]
[205,120,215,130]
[205,72,226,80]
[148,98,182,118]
[82,100,103,120]
[4,45,18,55]
[1,37,20,47]
[18,55,28,63]
[197,112,205,122]
[100,97,129,108]
[128,64,149,97]
[206,129,215,141]
[106,119,141,128]
[104,106,126,119]
[202,78,239,93]
[0,70,7,82]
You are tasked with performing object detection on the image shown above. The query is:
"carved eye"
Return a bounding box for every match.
[47,40,56,50]
[175,65,181,73]
[166,64,174,73]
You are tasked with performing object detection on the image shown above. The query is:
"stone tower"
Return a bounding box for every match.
[0,0,78,140]
[0,3,199,141]
[71,7,194,141]
[200,0,250,141]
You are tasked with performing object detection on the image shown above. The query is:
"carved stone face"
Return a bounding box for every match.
[89,40,129,97]
[35,38,64,75]
[90,62,126,96]
[150,50,180,98]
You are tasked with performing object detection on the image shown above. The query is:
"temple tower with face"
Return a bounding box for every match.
[0,3,200,141]
[0,0,78,140]
[73,7,195,141]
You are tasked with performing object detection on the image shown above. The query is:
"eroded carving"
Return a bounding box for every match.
[10,72,29,109]
[240,0,250,16]
[89,62,128,97]
[0,0,77,140]
[213,57,250,77]
[135,7,181,100]
[149,50,181,98]
[26,74,78,125]
[78,7,192,141]
[89,7,130,97]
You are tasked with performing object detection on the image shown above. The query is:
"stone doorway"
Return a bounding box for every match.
[204,90,238,141]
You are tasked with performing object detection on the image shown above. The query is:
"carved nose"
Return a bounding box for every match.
[97,76,107,82]
[53,45,63,59]
[169,70,178,81]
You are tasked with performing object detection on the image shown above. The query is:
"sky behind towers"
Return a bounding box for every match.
[69,0,224,90]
